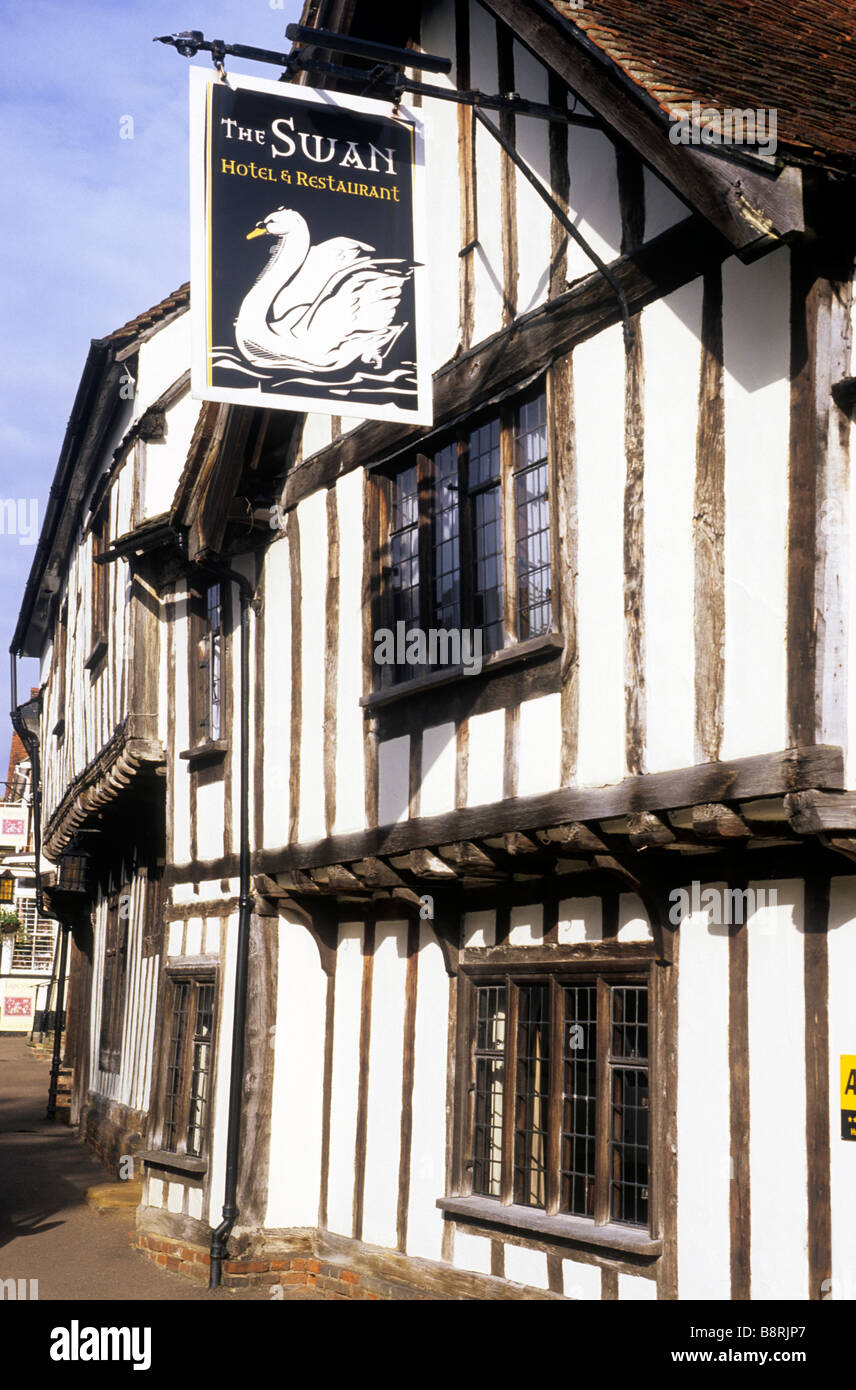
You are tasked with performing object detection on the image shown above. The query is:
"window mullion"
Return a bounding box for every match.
[458,436,474,632]
[501,976,518,1206]
[500,406,516,646]
[417,453,433,635]
[594,975,611,1225]
[546,975,562,1215]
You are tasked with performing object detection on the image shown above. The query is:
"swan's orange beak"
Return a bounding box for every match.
[246,227,268,240]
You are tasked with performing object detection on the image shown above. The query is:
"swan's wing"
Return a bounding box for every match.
[303,267,409,350]
[269,239,375,324]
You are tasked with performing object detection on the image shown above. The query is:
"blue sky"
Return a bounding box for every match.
[0,0,304,757]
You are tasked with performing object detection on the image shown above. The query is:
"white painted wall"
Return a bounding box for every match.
[333,470,367,835]
[574,322,626,786]
[326,922,364,1236]
[643,282,702,773]
[676,889,731,1299]
[297,491,328,843]
[266,915,327,1229]
[406,924,449,1260]
[827,878,856,1302]
[747,881,808,1299]
[721,250,789,761]
[362,921,408,1249]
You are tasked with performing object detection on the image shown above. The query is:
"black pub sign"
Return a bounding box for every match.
[190,68,431,424]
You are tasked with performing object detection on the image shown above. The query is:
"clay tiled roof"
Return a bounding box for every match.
[104,282,189,346]
[549,0,856,168]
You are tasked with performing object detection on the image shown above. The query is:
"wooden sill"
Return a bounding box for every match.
[139,1149,207,1176]
[84,638,108,671]
[437,1195,662,1258]
[361,632,564,712]
[179,739,228,766]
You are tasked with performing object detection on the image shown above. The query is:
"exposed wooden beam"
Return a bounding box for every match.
[627,812,676,848]
[253,746,844,878]
[691,803,752,841]
[785,789,856,834]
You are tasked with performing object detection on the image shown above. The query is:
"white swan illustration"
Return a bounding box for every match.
[234,207,414,374]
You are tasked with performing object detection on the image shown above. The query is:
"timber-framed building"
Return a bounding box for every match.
[12,0,856,1300]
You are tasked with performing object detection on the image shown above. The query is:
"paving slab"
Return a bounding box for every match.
[0,1037,326,1301]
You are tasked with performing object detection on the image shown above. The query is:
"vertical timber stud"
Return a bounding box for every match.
[324,487,340,836]
[729,881,751,1300]
[455,0,476,352]
[693,268,726,763]
[363,475,380,828]
[787,246,822,745]
[496,23,518,328]
[547,71,570,298]
[618,149,646,778]
[352,918,374,1241]
[396,917,420,1252]
[286,510,302,843]
[549,355,579,785]
[804,873,832,1300]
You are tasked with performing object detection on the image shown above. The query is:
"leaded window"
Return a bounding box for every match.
[469,976,650,1229]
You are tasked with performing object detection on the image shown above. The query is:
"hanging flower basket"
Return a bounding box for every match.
[0,910,21,936]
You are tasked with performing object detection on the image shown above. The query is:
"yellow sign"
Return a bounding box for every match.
[841,1056,856,1141]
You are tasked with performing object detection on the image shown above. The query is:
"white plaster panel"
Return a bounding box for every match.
[504,1244,549,1291]
[420,722,457,818]
[517,693,561,797]
[298,492,327,843]
[378,735,410,825]
[262,538,291,847]
[362,922,408,1250]
[469,0,503,345]
[463,909,495,948]
[167,922,183,957]
[466,709,504,806]
[643,167,690,239]
[508,904,543,946]
[421,0,461,366]
[574,323,626,786]
[721,250,789,760]
[133,311,190,419]
[557,898,602,944]
[187,1187,203,1222]
[333,470,367,835]
[265,916,327,1229]
[148,1177,164,1209]
[617,893,652,943]
[406,924,450,1259]
[748,881,808,1299]
[563,1259,602,1300]
[827,878,856,1302]
[453,1231,492,1275]
[184,917,202,957]
[512,42,551,317]
[676,890,731,1299]
[642,282,703,773]
[326,923,364,1236]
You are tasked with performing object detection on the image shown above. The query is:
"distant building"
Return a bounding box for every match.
[0,734,59,1033]
[11,0,856,1301]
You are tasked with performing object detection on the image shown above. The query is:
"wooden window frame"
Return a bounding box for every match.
[86,501,110,669]
[184,580,231,768]
[445,956,661,1254]
[98,890,128,1075]
[152,968,218,1166]
[372,379,559,694]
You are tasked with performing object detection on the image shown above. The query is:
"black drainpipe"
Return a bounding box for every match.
[196,562,254,1290]
[9,654,68,1118]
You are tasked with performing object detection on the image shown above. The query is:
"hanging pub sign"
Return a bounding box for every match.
[189,67,431,425]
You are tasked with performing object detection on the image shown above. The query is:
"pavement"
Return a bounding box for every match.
[0,1036,325,1301]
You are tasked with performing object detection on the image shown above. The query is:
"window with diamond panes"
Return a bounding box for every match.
[161,975,216,1160]
[468,976,650,1229]
[380,388,553,684]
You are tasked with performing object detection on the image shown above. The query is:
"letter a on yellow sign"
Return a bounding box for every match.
[840,1056,856,1141]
